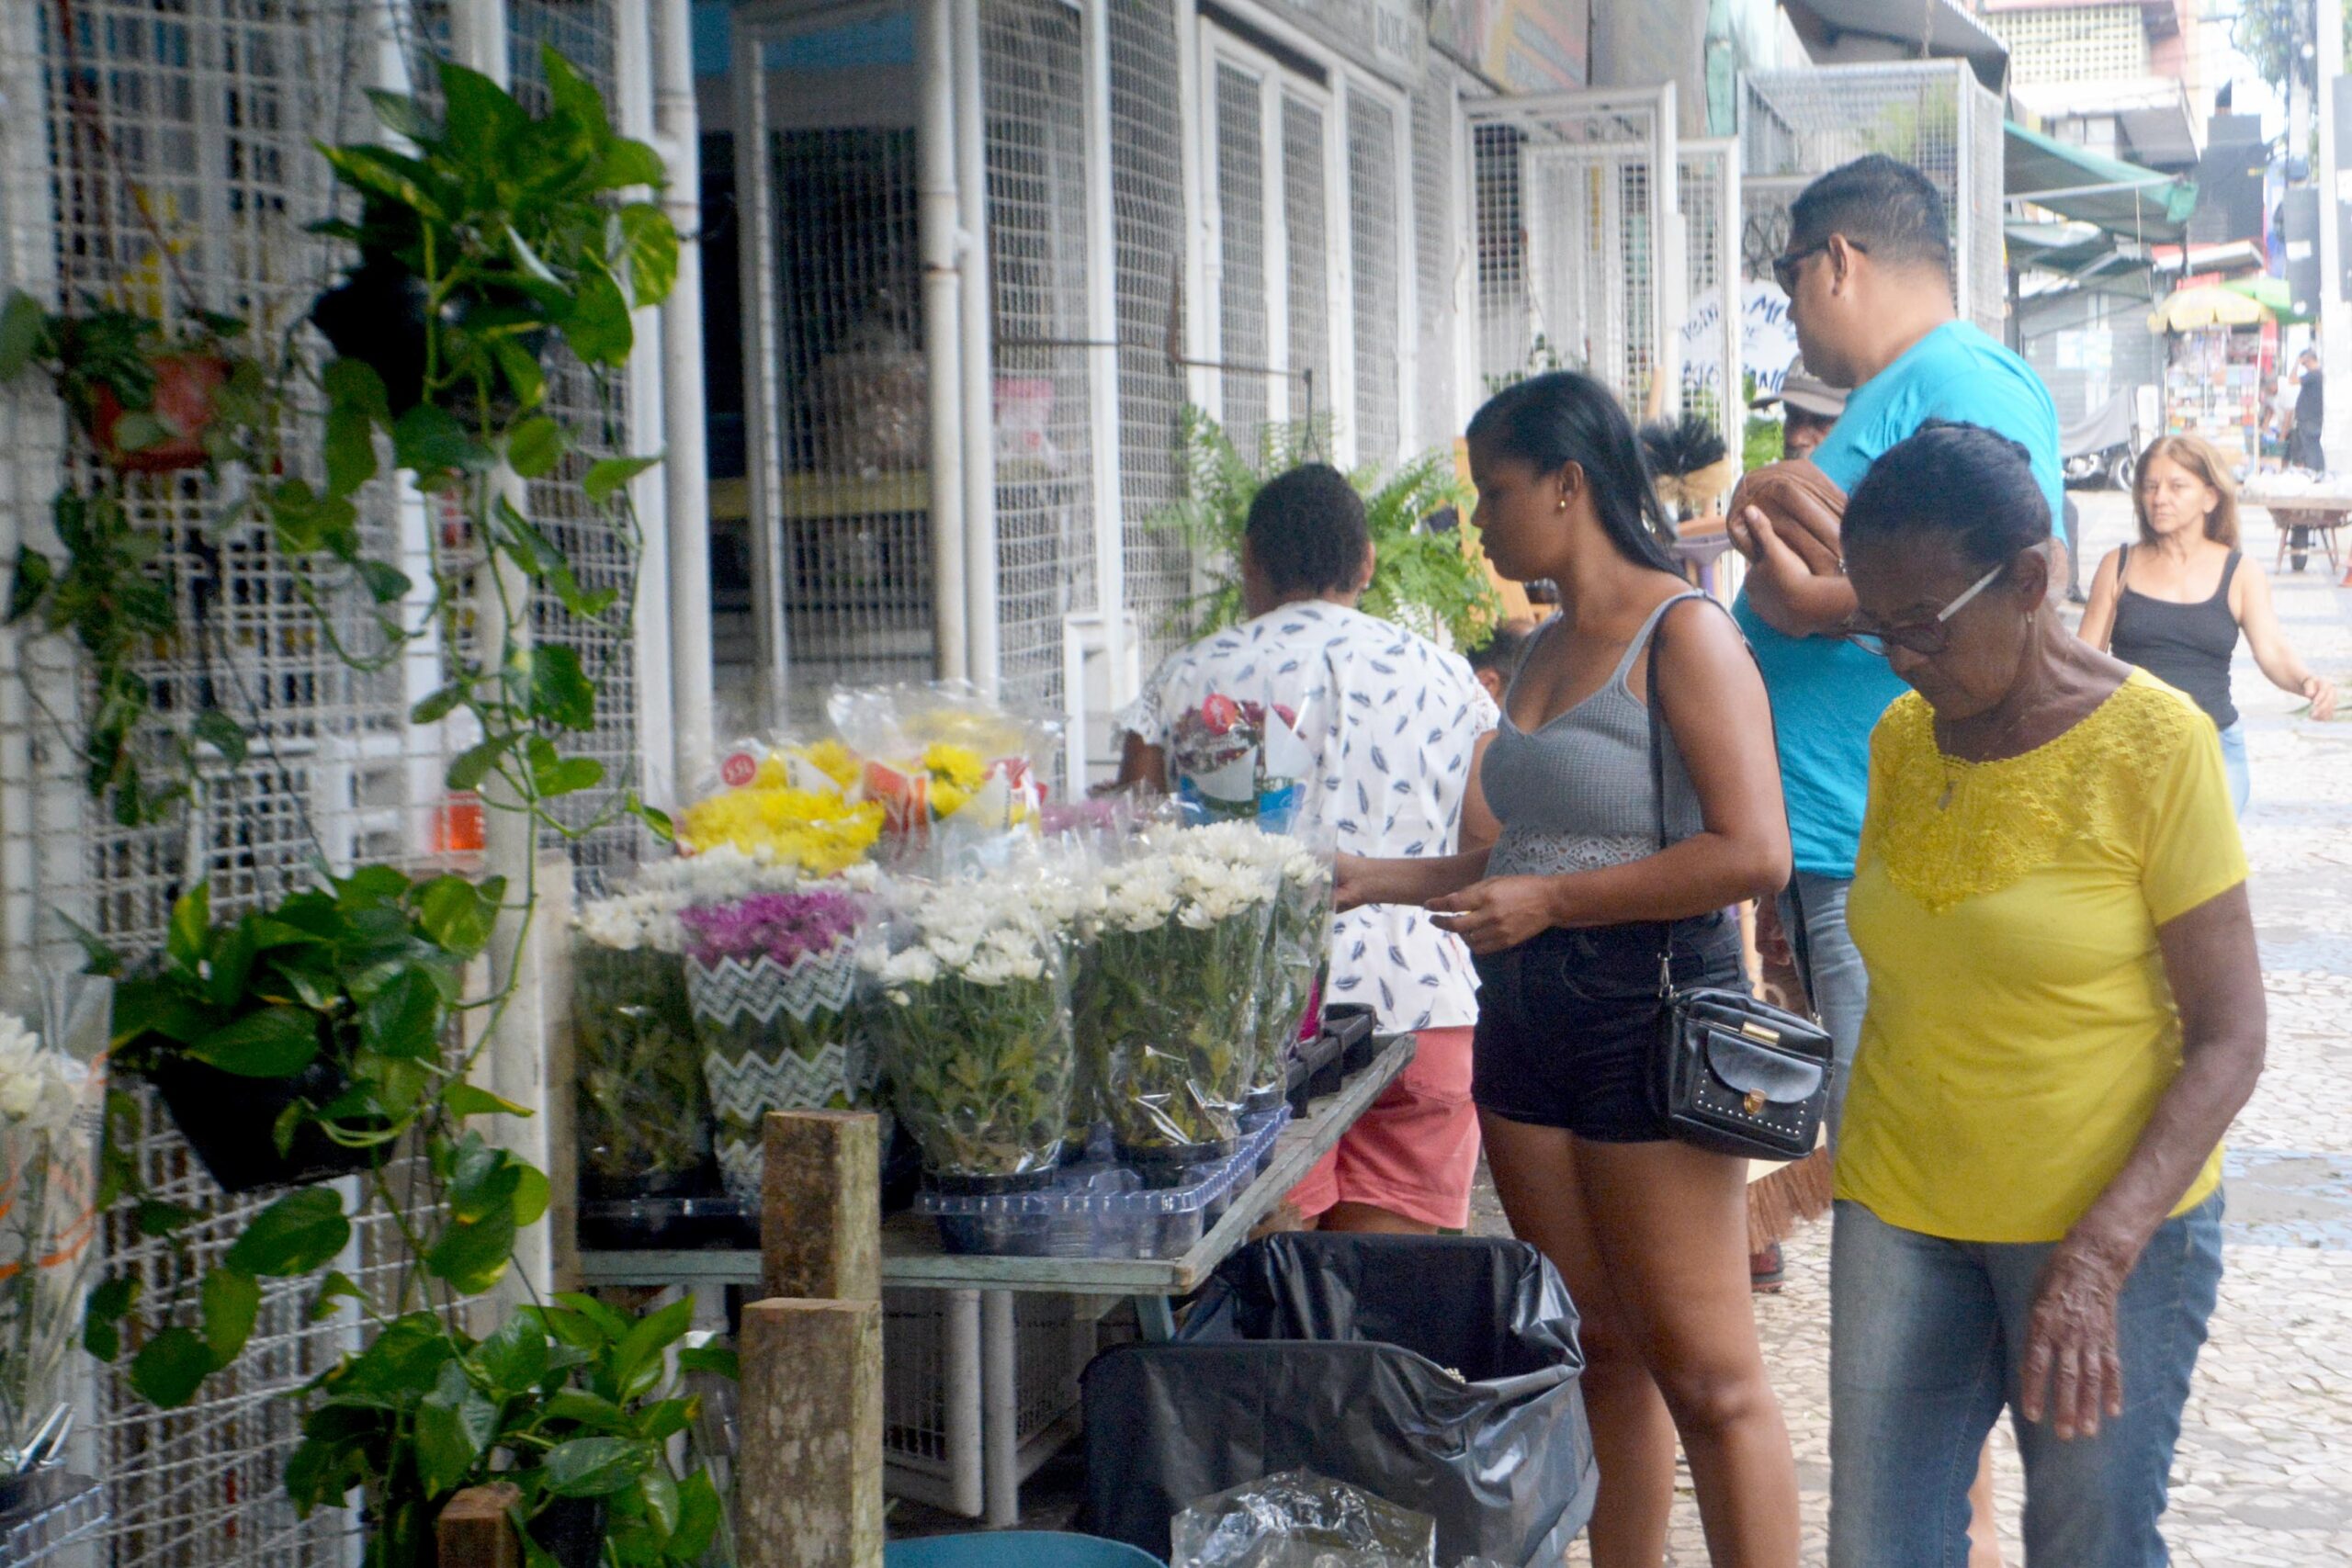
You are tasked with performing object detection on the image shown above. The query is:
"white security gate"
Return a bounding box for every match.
[1739,61,2007,334]
[1679,136,1744,446]
[1468,86,1683,417]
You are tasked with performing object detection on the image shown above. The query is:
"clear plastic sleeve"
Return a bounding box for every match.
[1170,1470,1438,1568]
[0,970,109,1457]
[1077,823,1278,1178]
[570,940,707,1198]
[864,860,1080,1187]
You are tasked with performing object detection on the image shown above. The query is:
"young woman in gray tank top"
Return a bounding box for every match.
[1339,372,1800,1567]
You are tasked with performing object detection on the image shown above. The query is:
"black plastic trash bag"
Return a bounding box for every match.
[1081,1234,1597,1568]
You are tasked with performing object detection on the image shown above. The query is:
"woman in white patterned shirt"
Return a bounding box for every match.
[1115,464,1496,1234]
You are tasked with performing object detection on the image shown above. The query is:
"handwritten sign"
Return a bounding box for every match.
[1679,281,1801,402]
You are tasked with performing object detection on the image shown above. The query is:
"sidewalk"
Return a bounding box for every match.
[1544,490,2352,1564]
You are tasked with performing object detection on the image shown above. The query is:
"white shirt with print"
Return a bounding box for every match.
[1117,603,1498,1033]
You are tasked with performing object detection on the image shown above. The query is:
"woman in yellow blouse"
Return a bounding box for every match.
[1827,423,2266,1568]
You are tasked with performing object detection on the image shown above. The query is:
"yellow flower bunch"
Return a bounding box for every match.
[678,784,884,876]
[797,739,862,791]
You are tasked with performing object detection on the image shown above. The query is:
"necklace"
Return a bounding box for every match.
[1933,663,2047,810]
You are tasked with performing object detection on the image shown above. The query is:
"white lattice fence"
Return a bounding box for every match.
[1739,62,2006,333]
[1469,89,1677,412]
[1106,0,1193,668]
[1679,137,1741,442]
[981,0,1098,725]
[1344,90,1401,468]
[0,6,650,1566]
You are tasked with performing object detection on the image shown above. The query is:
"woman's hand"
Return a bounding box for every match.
[2304,673,2338,722]
[1427,876,1560,955]
[2018,1229,2133,1441]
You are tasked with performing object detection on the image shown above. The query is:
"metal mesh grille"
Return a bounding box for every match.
[1410,61,1461,450]
[1679,140,1739,437]
[509,1,648,885]
[1468,94,1664,407]
[981,0,1097,719]
[1106,0,1193,666]
[1345,93,1399,467]
[1212,62,1269,455]
[1740,63,2004,331]
[1280,94,1329,436]
[760,113,933,724]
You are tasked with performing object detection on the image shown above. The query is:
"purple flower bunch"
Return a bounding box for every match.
[678,889,864,969]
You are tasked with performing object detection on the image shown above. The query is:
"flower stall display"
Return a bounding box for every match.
[1077,824,1278,1182]
[682,886,871,1204]
[865,866,1081,1190]
[0,971,108,1467]
[675,739,884,874]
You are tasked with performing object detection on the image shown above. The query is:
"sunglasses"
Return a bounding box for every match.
[1843,563,2005,658]
[1771,237,1867,296]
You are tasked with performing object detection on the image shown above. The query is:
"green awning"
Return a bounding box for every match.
[2005,120,2197,241]
[2226,275,2313,324]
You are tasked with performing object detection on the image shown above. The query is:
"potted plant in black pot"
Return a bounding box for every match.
[100,868,482,1194]
[305,52,674,425]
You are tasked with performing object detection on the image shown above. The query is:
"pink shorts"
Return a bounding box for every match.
[1287,1026,1481,1229]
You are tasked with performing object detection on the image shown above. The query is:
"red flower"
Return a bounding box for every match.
[1201,694,1241,735]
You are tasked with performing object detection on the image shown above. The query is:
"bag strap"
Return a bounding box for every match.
[1646,593,1709,996]
[1645,592,1797,1001]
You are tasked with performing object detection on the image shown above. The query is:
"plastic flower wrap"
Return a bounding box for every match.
[830,682,1057,857]
[0,971,108,1458]
[681,886,873,1204]
[676,738,885,875]
[864,860,1083,1188]
[1169,692,1317,831]
[571,886,705,1200]
[1247,830,1335,1107]
[1076,822,1278,1179]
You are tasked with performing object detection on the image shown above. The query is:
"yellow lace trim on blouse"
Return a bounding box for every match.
[1861,675,2205,914]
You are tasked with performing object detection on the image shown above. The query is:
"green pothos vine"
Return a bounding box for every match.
[3,49,722,1568]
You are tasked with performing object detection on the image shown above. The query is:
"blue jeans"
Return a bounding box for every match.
[2218,721,2249,817]
[1779,871,1867,1146]
[1829,1195,2224,1568]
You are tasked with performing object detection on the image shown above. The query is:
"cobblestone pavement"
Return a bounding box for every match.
[1510,491,2352,1564]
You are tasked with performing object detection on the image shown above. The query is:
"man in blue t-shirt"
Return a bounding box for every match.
[1729,155,2062,1140]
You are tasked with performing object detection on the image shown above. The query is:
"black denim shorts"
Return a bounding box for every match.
[1471,912,1747,1143]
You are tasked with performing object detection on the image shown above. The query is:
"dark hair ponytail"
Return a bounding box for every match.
[1465,371,1681,574]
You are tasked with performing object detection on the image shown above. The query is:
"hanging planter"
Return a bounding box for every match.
[307,257,551,426]
[145,1055,375,1195]
[84,350,233,472]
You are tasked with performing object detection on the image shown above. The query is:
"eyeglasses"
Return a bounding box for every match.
[1843,563,2005,658]
[1771,237,1866,296]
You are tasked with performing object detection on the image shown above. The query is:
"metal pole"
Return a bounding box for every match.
[653,0,717,790]
[955,0,1000,697]
[734,24,793,718]
[1080,0,1128,778]
[616,0,676,812]
[919,0,970,682]
[2321,0,2351,469]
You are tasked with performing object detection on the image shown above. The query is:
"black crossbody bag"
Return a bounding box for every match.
[1643,601,1835,1160]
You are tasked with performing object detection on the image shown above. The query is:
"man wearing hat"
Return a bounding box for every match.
[1758,364,1846,463]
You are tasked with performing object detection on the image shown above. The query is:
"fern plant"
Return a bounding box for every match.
[1167,407,1501,653]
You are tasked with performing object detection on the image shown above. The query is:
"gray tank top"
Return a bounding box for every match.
[1483,593,1707,878]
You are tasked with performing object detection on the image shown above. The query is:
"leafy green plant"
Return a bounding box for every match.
[1169,407,1501,653]
[11,44,725,1568]
[285,1295,733,1568]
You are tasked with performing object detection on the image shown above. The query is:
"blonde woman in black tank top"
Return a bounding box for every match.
[2078,434,2337,814]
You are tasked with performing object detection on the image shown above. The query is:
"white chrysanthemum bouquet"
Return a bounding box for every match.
[864,863,1083,1190]
[1076,822,1280,1180]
